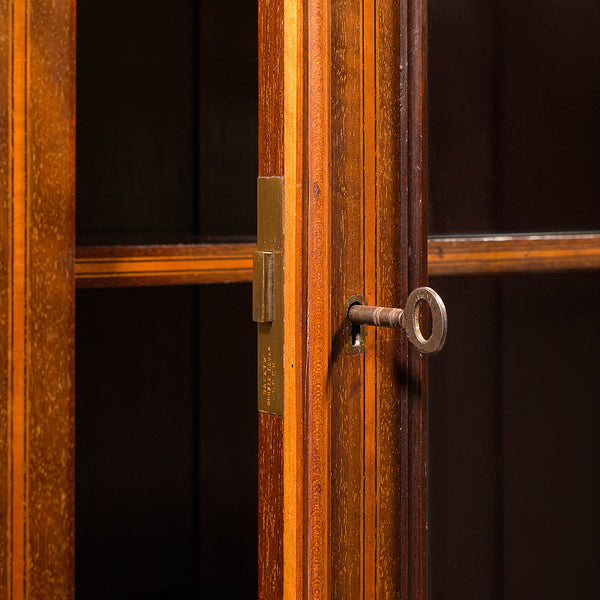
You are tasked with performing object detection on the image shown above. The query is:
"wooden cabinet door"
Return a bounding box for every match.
[263,1,431,598]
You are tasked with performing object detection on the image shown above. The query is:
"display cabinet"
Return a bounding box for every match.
[1,1,599,599]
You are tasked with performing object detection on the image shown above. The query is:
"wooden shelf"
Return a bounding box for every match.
[75,233,600,287]
[429,233,600,277]
[76,243,255,287]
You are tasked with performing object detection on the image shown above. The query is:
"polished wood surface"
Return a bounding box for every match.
[282,1,306,598]
[0,1,76,598]
[406,3,429,597]
[258,413,284,600]
[329,0,365,595]
[0,2,9,594]
[305,0,332,596]
[75,243,254,287]
[429,233,600,276]
[259,0,284,176]
[258,0,286,597]
[303,0,430,597]
[376,0,410,596]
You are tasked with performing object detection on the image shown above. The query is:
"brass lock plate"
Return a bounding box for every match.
[254,177,284,416]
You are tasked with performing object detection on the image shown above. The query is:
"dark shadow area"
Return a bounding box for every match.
[429,273,600,599]
[76,0,258,245]
[76,284,257,599]
[429,0,600,234]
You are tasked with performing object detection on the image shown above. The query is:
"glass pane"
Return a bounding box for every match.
[429,1,600,235]
[429,273,600,598]
[76,284,256,598]
[76,0,257,245]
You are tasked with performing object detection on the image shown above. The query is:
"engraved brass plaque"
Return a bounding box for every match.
[256,177,284,415]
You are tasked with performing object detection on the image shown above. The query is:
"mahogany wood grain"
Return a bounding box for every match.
[305,0,332,597]
[0,1,9,595]
[406,2,429,598]
[329,0,365,597]
[375,0,409,596]
[258,0,285,597]
[259,0,284,177]
[258,412,284,600]
[363,0,377,596]
[75,243,254,288]
[428,233,600,277]
[0,1,76,598]
[282,1,306,598]
[305,0,430,598]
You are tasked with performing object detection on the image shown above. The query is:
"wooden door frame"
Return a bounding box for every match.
[1,0,76,598]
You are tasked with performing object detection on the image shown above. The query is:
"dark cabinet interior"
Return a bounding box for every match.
[428,1,600,598]
[429,0,600,234]
[75,1,258,598]
[76,286,257,599]
[429,273,600,599]
[76,0,257,245]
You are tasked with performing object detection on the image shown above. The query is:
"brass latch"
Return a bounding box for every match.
[252,251,274,323]
[253,177,284,416]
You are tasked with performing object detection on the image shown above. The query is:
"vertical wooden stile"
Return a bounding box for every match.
[407,1,429,597]
[305,0,332,597]
[303,0,429,598]
[283,0,306,598]
[1,0,76,598]
[258,0,286,597]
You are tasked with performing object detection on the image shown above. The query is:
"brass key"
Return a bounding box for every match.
[345,287,447,355]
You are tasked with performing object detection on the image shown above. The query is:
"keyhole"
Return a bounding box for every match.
[344,295,367,355]
[351,320,363,348]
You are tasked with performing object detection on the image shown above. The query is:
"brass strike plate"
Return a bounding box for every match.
[255,177,284,416]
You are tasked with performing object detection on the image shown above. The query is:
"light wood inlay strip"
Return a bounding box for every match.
[9,1,28,595]
[283,0,306,597]
[428,233,600,276]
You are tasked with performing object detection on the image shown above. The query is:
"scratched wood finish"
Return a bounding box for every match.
[75,243,254,287]
[258,0,285,597]
[428,233,600,276]
[0,1,76,599]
